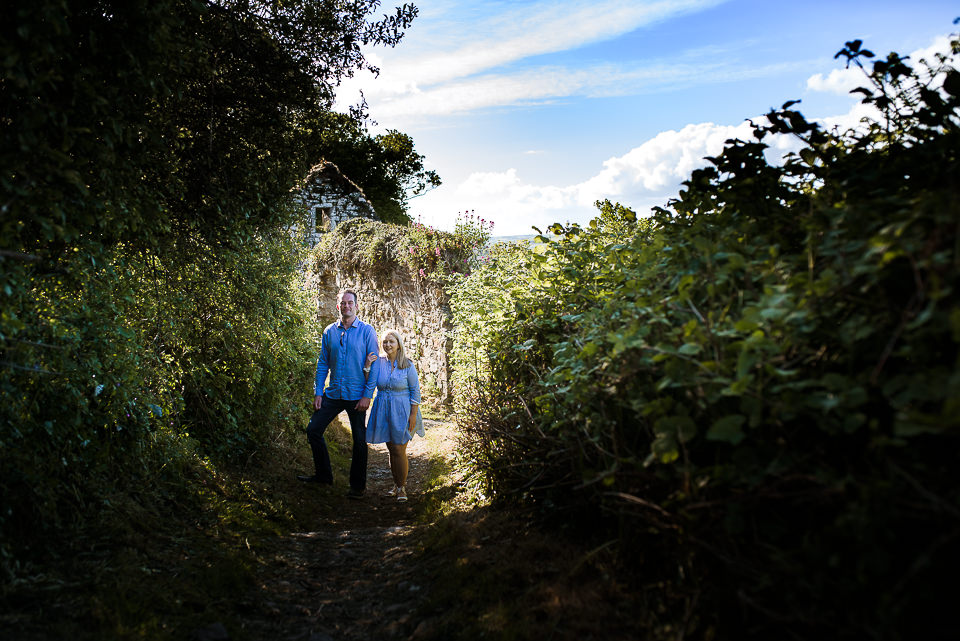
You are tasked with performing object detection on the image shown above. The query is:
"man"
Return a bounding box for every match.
[298,289,378,498]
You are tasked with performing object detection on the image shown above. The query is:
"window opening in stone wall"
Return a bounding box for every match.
[316,206,333,232]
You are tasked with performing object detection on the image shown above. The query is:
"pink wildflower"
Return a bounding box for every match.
[419,268,426,277]
[434,247,441,256]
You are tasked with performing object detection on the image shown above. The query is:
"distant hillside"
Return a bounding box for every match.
[491,234,537,245]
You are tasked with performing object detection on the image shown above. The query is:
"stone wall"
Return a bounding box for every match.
[306,258,453,407]
[297,162,378,247]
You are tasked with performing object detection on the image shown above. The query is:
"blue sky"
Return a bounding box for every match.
[334,0,958,236]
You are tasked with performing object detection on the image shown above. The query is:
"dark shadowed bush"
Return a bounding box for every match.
[0,0,417,577]
[451,36,960,640]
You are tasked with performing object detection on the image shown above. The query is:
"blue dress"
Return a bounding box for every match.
[366,357,425,445]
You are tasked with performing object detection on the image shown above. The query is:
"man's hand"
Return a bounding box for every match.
[313,395,323,411]
[355,397,371,411]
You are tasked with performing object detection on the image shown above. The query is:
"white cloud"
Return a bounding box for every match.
[358,58,809,123]
[573,121,754,202]
[336,0,734,119]
[390,0,726,84]
[806,34,954,96]
[806,67,863,95]
[412,117,804,235]
[369,65,596,119]
[459,169,571,213]
[814,102,879,136]
[412,170,574,236]
[906,34,954,67]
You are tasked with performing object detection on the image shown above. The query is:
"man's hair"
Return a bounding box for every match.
[339,289,358,303]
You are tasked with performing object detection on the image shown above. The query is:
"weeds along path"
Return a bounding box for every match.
[235,418,460,641]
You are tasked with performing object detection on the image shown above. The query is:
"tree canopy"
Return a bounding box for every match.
[1,0,420,256]
[0,0,422,575]
[309,112,440,224]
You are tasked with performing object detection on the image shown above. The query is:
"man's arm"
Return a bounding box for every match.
[314,329,330,408]
[361,325,379,399]
[354,326,378,411]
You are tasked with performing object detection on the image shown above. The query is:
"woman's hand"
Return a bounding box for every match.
[366,352,378,367]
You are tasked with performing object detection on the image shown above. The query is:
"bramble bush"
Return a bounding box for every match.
[451,35,960,640]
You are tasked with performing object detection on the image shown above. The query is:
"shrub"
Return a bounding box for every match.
[450,36,960,640]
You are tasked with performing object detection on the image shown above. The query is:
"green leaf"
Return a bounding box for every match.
[655,415,697,442]
[678,342,702,355]
[580,342,599,357]
[514,339,536,351]
[652,431,679,464]
[736,349,757,379]
[707,415,746,444]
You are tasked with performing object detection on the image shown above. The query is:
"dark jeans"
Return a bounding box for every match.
[306,395,368,491]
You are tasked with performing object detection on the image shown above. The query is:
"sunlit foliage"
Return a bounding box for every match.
[451,35,960,639]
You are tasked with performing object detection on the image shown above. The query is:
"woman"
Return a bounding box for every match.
[364,329,424,502]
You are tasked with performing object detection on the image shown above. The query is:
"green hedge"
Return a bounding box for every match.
[451,38,960,639]
[0,0,404,575]
[0,225,319,574]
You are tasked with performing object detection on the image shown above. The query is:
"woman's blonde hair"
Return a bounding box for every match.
[383,329,413,370]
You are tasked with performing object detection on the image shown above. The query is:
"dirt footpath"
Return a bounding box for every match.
[233,419,458,641]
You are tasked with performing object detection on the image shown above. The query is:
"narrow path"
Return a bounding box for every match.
[235,419,458,641]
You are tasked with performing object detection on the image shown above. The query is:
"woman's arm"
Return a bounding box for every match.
[407,364,421,404]
[407,364,420,433]
[363,352,377,382]
[408,404,418,433]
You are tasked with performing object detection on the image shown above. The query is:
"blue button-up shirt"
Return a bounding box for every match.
[314,317,378,400]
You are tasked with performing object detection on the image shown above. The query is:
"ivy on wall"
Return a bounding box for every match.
[307,214,493,285]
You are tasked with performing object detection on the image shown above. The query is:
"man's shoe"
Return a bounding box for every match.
[297,474,331,485]
[346,487,365,499]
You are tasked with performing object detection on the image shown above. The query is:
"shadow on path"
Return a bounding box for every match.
[234,419,457,641]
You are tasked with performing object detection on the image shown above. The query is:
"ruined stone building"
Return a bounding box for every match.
[297,161,378,246]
